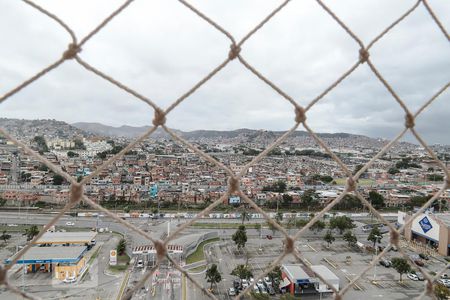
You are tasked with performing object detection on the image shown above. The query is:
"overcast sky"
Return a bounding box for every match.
[0,0,449,144]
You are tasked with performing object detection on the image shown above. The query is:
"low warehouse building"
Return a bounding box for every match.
[311,265,340,292]
[281,264,339,296]
[6,246,87,280]
[399,211,450,256]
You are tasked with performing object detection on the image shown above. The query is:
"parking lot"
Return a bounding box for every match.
[184,230,448,300]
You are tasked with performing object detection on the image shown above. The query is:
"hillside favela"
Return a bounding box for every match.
[0,117,448,300]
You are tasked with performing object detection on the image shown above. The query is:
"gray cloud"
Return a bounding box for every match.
[0,0,449,144]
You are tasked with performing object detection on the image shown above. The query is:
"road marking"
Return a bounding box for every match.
[323,257,337,269]
[307,244,317,252]
[304,258,312,266]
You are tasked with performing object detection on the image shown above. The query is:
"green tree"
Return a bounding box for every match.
[255,223,262,237]
[367,226,383,247]
[52,174,65,185]
[334,194,362,210]
[324,230,335,248]
[309,220,326,234]
[435,283,450,300]
[206,264,222,290]
[231,264,253,280]
[391,257,411,282]
[301,189,319,209]
[1,230,11,243]
[33,136,48,152]
[267,265,282,285]
[388,167,399,175]
[267,220,278,236]
[275,212,283,223]
[329,216,355,234]
[408,195,431,208]
[320,175,333,183]
[97,151,107,159]
[282,194,293,208]
[428,174,444,181]
[241,211,250,224]
[74,139,85,150]
[38,164,49,172]
[353,164,364,175]
[368,191,385,209]
[232,225,247,250]
[117,238,126,255]
[295,219,308,229]
[67,151,79,158]
[343,230,357,247]
[24,225,39,241]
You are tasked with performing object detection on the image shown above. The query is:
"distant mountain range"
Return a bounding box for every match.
[72,122,363,140]
[0,118,418,149]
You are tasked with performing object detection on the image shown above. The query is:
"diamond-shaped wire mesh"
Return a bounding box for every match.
[0,0,449,299]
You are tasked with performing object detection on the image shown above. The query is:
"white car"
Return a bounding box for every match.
[63,276,76,283]
[7,224,18,227]
[438,279,450,288]
[137,260,144,268]
[407,273,419,281]
[241,279,249,289]
[263,276,272,287]
[66,222,75,226]
[228,287,236,296]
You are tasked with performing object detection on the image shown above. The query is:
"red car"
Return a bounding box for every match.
[414,260,425,267]
[266,235,273,240]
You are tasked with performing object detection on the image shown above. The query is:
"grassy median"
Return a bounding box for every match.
[186,237,219,264]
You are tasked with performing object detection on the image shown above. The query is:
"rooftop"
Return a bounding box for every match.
[311,265,339,281]
[7,246,86,264]
[34,231,97,244]
[282,264,310,280]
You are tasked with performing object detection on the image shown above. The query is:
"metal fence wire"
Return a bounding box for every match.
[0,0,449,299]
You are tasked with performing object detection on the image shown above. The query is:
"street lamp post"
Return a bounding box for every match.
[373,234,382,281]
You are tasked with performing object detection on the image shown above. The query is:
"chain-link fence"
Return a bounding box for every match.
[0,0,449,299]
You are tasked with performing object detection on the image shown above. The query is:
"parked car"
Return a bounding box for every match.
[266,235,273,240]
[259,285,268,294]
[263,277,272,287]
[414,260,425,267]
[66,222,75,226]
[441,274,449,279]
[137,260,144,268]
[419,253,430,260]
[389,245,398,252]
[228,287,236,296]
[241,279,249,289]
[63,276,76,283]
[438,279,450,288]
[267,285,276,295]
[379,258,391,268]
[233,279,241,290]
[416,272,425,281]
[253,284,260,293]
[407,273,419,281]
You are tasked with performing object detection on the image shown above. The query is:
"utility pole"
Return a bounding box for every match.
[373,234,381,281]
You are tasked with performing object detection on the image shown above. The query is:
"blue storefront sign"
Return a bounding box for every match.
[419,216,433,233]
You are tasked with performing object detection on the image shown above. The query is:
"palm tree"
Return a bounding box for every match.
[206,264,222,290]
[241,211,250,224]
[24,225,39,241]
[1,231,11,243]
